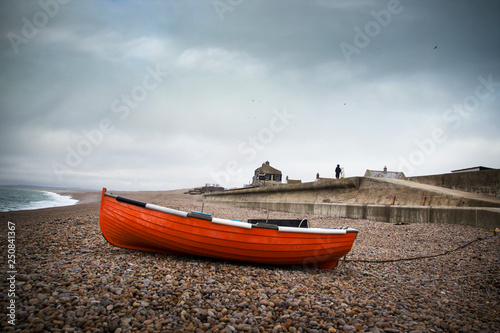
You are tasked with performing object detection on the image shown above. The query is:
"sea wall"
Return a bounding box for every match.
[207,177,500,208]
[206,200,500,230]
[205,176,500,229]
[407,169,500,197]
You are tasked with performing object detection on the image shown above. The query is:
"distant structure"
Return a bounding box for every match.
[188,184,225,195]
[451,166,493,173]
[252,161,282,186]
[315,173,335,181]
[286,176,302,184]
[365,166,405,179]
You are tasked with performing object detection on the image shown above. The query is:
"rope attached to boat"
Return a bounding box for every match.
[345,233,496,264]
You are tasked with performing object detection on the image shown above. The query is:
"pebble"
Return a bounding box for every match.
[0,190,498,332]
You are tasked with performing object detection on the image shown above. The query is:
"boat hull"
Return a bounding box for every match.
[99,188,357,269]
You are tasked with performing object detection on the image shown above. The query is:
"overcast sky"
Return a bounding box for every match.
[1,0,499,191]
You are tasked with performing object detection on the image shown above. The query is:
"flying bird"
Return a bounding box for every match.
[434,45,437,49]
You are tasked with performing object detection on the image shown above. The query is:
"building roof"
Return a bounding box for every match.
[451,166,494,173]
[255,161,282,174]
[364,169,405,179]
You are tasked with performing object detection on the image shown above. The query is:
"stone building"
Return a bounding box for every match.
[364,166,405,179]
[188,184,225,195]
[286,176,302,184]
[252,161,282,186]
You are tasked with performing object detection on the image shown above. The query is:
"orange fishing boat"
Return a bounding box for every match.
[99,188,358,269]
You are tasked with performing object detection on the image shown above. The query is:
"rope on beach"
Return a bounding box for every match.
[345,233,497,264]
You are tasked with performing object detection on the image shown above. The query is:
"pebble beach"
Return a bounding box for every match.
[0,189,498,333]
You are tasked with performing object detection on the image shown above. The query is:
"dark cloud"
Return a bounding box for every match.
[0,0,499,190]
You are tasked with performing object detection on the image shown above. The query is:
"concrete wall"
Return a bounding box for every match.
[207,177,500,208]
[407,169,500,197]
[205,175,500,229]
[209,200,500,230]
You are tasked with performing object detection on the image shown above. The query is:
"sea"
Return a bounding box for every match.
[0,188,79,212]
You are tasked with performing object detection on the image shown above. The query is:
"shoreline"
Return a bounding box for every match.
[0,190,498,331]
[0,189,101,215]
[52,190,102,206]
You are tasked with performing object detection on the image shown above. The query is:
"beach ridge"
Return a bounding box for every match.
[0,189,498,331]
